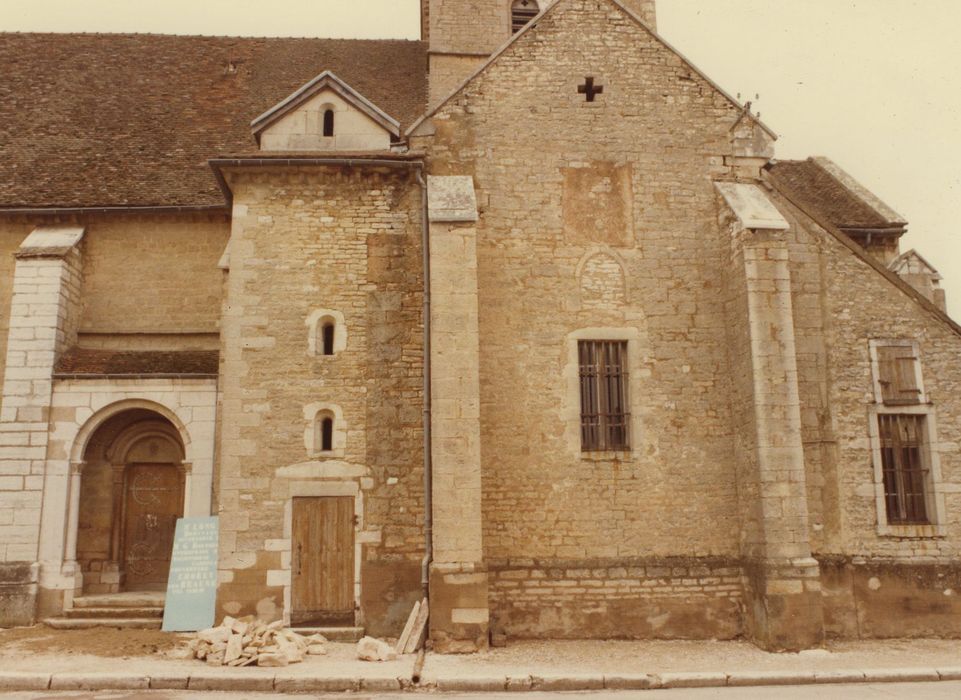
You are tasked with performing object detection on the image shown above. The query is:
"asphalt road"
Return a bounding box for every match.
[3,681,961,699]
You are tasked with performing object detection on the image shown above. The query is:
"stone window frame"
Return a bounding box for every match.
[867,339,946,538]
[303,402,346,459]
[306,309,347,357]
[563,327,644,461]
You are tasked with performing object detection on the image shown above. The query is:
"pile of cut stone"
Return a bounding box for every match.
[189,616,327,667]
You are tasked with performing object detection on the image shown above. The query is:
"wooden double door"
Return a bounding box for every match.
[291,496,355,626]
[122,463,184,591]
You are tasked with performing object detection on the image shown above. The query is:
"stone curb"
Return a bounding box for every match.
[0,667,956,692]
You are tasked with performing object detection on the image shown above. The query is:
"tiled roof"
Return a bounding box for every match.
[55,349,219,377]
[0,33,428,209]
[766,158,905,231]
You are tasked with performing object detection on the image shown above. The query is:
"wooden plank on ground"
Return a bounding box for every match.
[394,600,420,654]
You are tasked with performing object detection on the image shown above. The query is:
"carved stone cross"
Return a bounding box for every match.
[577,76,604,102]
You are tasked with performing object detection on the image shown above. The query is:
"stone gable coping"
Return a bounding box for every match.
[715,182,789,231]
[15,226,85,259]
[427,176,478,222]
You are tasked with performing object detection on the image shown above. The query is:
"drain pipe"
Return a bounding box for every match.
[416,166,433,605]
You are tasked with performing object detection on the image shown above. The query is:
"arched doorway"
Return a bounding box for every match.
[76,409,187,594]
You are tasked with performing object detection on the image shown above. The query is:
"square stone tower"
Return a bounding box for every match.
[422,0,656,104]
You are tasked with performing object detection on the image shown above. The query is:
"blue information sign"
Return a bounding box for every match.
[162,516,219,632]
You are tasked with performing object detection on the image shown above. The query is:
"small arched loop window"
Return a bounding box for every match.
[511,0,539,33]
[306,309,346,357]
[314,410,335,453]
[323,108,335,137]
[320,415,334,451]
[321,322,335,356]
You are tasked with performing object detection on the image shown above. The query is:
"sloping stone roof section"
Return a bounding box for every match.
[407,0,776,140]
[764,174,961,338]
[0,33,428,209]
[715,182,789,230]
[766,158,906,232]
[250,70,401,140]
[16,226,85,259]
[54,348,220,377]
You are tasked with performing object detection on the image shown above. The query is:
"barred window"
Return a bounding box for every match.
[511,0,539,33]
[876,344,921,405]
[878,414,929,524]
[578,340,629,451]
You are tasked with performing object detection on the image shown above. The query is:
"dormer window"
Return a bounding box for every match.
[323,108,334,137]
[511,0,539,33]
[251,70,400,152]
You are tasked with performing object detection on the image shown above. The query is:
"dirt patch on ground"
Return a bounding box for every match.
[0,626,185,657]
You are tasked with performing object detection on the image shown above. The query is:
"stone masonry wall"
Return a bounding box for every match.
[79,216,228,335]
[773,189,961,638]
[416,0,753,637]
[216,166,424,635]
[489,557,742,640]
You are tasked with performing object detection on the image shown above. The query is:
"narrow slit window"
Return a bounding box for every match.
[511,0,539,33]
[578,340,630,451]
[320,416,334,452]
[323,109,335,137]
[878,414,929,524]
[322,322,335,356]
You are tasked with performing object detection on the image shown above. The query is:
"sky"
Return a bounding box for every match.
[3,0,959,313]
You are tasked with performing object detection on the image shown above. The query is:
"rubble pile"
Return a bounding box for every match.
[189,616,327,667]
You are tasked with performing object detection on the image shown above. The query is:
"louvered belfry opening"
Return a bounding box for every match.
[578,340,630,451]
[511,0,539,33]
[878,414,929,524]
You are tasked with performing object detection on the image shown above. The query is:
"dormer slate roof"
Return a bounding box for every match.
[0,33,428,210]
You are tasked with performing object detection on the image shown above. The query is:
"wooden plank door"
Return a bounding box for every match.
[122,463,183,591]
[291,496,355,625]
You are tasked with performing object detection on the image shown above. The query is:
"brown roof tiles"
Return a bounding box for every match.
[0,33,428,209]
[55,348,219,377]
[766,158,905,232]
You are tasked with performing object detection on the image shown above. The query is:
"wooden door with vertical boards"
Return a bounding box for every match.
[291,496,355,626]
[122,463,183,591]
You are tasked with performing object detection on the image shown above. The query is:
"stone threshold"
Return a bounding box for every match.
[1,665,960,692]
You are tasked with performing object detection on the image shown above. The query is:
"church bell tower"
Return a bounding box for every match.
[421,0,656,106]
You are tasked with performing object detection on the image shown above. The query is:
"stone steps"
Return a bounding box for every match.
[45,591,167,630]
[63,606,163,619]
[291,626,365,642]
[43,617,162,630]
[72,593,165,608]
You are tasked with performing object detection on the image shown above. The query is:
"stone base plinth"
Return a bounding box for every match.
[0,562,39,627]
[429,563,489,653]
[744,557,824,652]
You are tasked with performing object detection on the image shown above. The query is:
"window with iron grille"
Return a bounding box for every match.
[511,0,539,33]
[876,344,922,405]
[878,414,929,524]
[578,340,629,451]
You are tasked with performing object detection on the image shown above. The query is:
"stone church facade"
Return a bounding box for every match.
[1,0,959,652]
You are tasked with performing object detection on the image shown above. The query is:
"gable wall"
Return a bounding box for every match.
[416,0,748,638]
